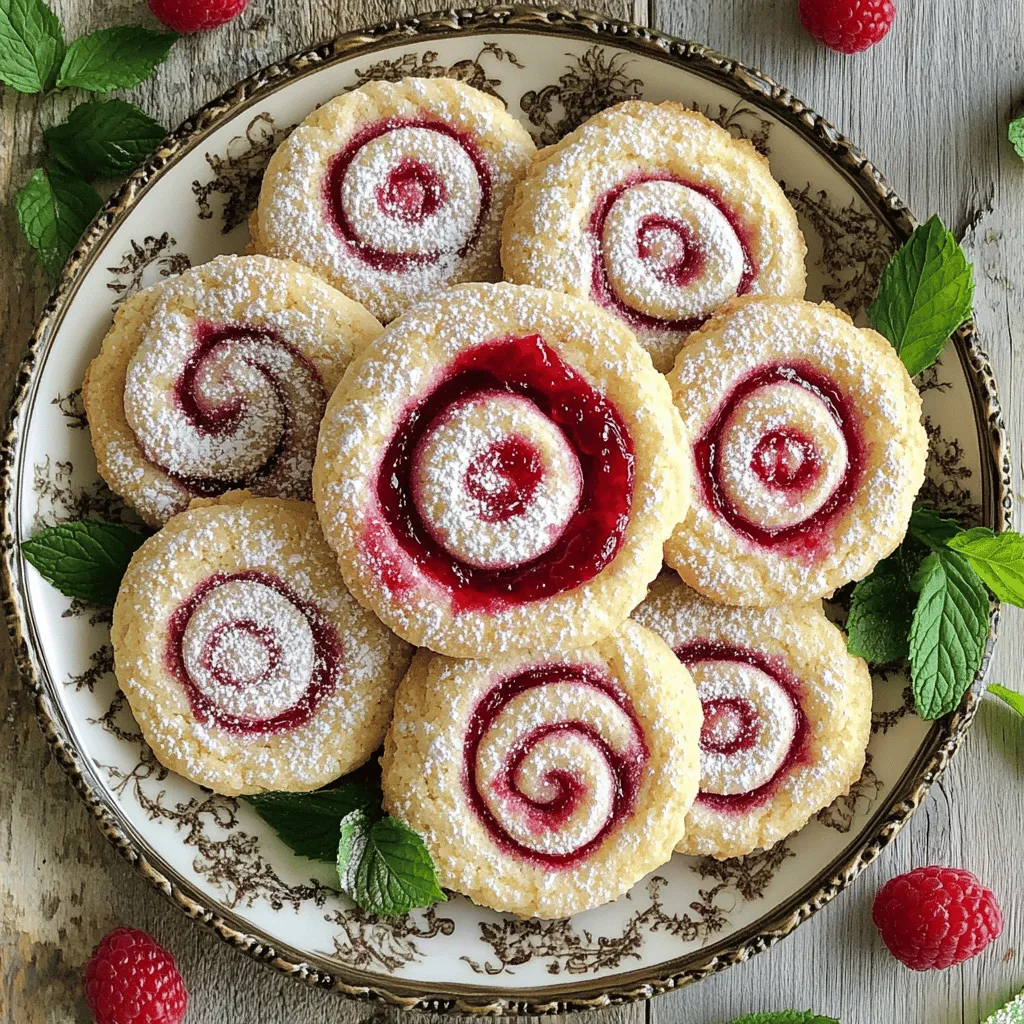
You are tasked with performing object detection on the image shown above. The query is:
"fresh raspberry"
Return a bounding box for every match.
[798,0,896,53]
[872,866,1003,971]
[149,0,247,33]
[84,927,188,1024]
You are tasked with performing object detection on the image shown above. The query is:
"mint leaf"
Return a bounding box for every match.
[988,683,1024,718]
[726,1012,840,1024]
[908,549,990,720]
[16,167,102,277]
[908,506,964,548]
[338,810,445,917]
[246,784,379,862]
[868,214,974,376]
[1010,117,1024,161]
[947,527,1024,607]
[56,26,176,92]
[0,0,64,93]
[44,99,165,179]
[22,519,146,605]
[984,988,1024,1023]
[847,551,919,664]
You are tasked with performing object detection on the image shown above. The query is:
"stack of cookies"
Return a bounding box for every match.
[85,77,927,920]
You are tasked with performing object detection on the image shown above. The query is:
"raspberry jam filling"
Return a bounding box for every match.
[165,570,342,735]
[464,435,544,523]
[675,639,809,813]
[463,663,648,868]
[694,361,865,554]
[369,333,635,613]
[589,172,756,332]
[148,321,326,497]
[635,214,707,287]
[324,116,491,272]
[751,426,822,491]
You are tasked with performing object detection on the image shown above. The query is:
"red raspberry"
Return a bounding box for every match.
[84,927,188,1024]
[149,0,247,33]
[872,866,1003,971]
[798,0,896,53]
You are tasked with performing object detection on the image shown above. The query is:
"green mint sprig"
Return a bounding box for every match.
[983,988,1024,1024]
[868,214,975,377]
[725,1012,840,1024]
[1010,116,1024,161]
[989,684,1024,719]
[1,0,174,277]
[847,507,1024,720]
[247,778,446,918]
[21,519,147,605]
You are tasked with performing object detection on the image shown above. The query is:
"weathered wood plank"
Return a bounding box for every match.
[650,3,1024,1023]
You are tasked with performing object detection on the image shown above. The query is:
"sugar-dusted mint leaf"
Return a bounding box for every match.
[44,99,165,179]
[56,26,176,92]
[1010,117,1024,161]
[868,214,974,377]
[21,519,147,605]
[988,683,1024,719]
[726,1012,840,1024]
[908,548,990,720]
[983,988,1024,1024]
[338,810,445,918]
[16,166,102,277]
[846,551,919,664]
[947,527,1024,608]
[907,506,964,548]
[0,0,64,93]
[246,784,379,862]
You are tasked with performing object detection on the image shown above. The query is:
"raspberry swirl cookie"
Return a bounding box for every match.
[633,576,872,858]
[502,102,806,371]
[84,255,382,527]
[313,282,689,657]
[112,492,411,795]
[664,296,928,605]
[381,619,702,918]
[254,77,536,323]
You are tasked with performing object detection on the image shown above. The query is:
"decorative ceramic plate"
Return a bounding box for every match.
[1,5,1010,1015]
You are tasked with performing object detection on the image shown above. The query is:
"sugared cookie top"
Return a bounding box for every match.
[253,77,536,323]
[312,282,690,658]
[664,295,928,605]
[111,492,411,795]
[633,576,872,859]
[381,619,702,918]
[502,101,806,371]
[83,254,382,527]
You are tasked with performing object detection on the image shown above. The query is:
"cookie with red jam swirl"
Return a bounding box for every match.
[313,282,690,658]
[253,77,536,323]
[502,101,806,372]
[381,619,702,918]
[111,492,412,795]
[84,254,382,527]
[664,295,928,606]
[633,575,872,859]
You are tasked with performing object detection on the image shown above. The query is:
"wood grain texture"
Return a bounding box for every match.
[1,1,1022,1023]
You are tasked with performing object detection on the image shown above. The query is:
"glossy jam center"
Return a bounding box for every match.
[463,663,648,868]
[675,639,808,814]
[700,696,759,755]
[695,362,865,555]
[377,158,447,223]
[324,117,491,271]
[636,214,706,287]
[751,427,822,491]
[165,570,341,735]
[589,173,756,332]
[464,435,544,523]
[370,333,635,613]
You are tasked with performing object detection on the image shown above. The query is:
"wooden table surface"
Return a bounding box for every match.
[2,2,1023,1022]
